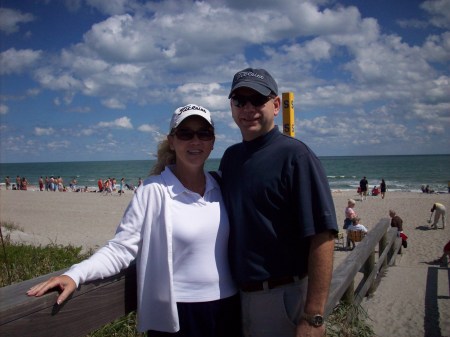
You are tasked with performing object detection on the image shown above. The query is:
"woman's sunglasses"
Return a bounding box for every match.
[172,128,215,141]
[231,94,273,108]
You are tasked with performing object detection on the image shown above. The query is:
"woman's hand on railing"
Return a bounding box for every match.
[26,275,76,305]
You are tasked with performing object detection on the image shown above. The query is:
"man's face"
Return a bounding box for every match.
[230,87,280,141]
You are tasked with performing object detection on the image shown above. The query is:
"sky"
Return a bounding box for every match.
[0,0,449,163]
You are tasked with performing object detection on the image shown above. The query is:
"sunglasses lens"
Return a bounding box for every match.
[232,95,270,107]
[175,129,194,140]
[196,130,214,141]
[174,129,214,141]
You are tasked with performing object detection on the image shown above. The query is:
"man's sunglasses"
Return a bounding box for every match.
[231,94,273,108]
[172,128,215,141]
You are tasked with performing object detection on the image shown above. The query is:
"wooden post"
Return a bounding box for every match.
[341,280,355,305]
[282,92,295,137]
[365,252,376,296]
[379,233,388,269]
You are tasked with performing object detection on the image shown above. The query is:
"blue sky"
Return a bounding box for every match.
[1,0,449,163]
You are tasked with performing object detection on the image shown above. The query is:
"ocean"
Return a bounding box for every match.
[1,155,449,193]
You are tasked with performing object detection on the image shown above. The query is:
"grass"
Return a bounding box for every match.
[326,302,375,337]
[0,221,143,337]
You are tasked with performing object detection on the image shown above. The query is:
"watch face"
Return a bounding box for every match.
[312,315,324,326]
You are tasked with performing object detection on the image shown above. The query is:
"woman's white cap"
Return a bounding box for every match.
[169,104,213,130]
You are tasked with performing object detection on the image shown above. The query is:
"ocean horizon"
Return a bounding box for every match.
[1,154,449,193]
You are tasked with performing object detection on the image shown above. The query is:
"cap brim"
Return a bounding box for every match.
[228,82,272,98]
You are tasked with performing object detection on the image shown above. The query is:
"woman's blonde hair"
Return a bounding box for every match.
[149,139,176,176]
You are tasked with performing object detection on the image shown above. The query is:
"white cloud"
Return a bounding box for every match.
[34,127,55,136]
[34,67,82,91]
[0,8,34,34]
[0,48,42,75]
[85,0,136,15]
[97,116,133,129]
[101,98,126,109]
[422,32,450,62]
[421,0,450,29]
[0,104,9,115]
[137,124,158,133]
[47,140,70,149]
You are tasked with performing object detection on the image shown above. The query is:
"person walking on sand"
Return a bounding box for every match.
[430,202,446,229]
[4,176,11,190]
[219,68,338,337]
[118,177,125,195]
[380,178,387,199]
[27,104,241,336]
[359,176,368,201]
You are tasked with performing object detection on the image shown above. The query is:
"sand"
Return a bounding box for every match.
[0,188,449,336]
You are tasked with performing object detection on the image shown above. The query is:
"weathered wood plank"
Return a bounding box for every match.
[0,264,137,337]
[325,218,394,315]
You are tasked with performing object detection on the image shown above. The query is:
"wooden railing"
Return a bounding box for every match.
[0,219,401,337]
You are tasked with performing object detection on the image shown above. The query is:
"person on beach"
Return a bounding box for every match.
[436,240,450,266]
[389,210,408,248]
[389,210,404,232]
[371,185,380,196]
[359,176,368,200]
[4,176,11,190]
[344,199,358,247]
[346,217,368,250]
[118,177,125,195]
[20,177,28,190]
[380,178,387,199]
[430,202,446,229]
[344,199,357,230]
[15,175,21,190]
[27,104,241,337]
[97,178,103,192]
[219,68,338,337]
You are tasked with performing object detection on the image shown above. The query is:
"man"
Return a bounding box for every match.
[359,176,368,200]
[219,68,338,337]
[389,210,403,232]
[430,202,446,229]
[389,210,407,248]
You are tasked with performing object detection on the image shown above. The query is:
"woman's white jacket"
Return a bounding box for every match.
[64,168,225,332]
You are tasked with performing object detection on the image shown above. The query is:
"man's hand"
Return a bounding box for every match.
[296,319,325,337]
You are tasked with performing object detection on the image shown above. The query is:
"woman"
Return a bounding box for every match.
[380,178,386,199]
[344,198,357,229]
[27,104,241,336]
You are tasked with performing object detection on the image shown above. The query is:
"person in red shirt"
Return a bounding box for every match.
[97,178,103,192]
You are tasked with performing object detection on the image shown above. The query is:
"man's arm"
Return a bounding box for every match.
[297,230,335,337]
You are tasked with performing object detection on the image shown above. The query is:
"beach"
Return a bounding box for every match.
[0,189,449,336]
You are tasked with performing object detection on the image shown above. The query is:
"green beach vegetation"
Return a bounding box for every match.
[1,220,373,337]
[0,220,143,337]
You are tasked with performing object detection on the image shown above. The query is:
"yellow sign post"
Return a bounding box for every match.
[282,92,295,137]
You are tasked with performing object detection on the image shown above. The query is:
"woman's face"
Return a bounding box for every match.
[168,116,215,169]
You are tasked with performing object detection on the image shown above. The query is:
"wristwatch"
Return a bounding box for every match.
[301,313,324,327]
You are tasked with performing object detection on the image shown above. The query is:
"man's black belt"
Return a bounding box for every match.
[240,273,307,292]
